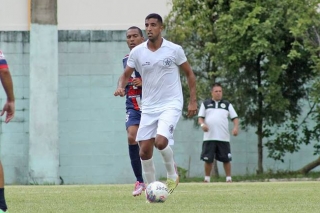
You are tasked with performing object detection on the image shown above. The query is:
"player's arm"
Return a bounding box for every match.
[198,103,208,132]
[198,117,209,132]
[229,104,239,136]
[232,117,239,136]
[0,67,15,123]
[132,77,142,87]
[114,65,135,97]
[180,61,197,117]
[0,67,14,102]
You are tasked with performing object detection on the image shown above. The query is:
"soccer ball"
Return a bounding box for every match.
[145,181,169,203]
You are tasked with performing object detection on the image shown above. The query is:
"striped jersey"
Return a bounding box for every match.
[123,55,142,111]
[0,50,9,69]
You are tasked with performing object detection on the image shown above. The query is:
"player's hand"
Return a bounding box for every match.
[187,100,198,117]
[132,78,142,87]
[232,128,238,136]
[201,124,209,132]
[114,88,126,97]
[0,101,15,123]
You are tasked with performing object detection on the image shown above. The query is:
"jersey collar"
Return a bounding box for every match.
[143,37,168,48]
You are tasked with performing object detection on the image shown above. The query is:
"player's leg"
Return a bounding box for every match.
[204,162,213,183]
[0,162,8,212]
[155,134,177,180]
[139,138,156,184]
[156,109,181,194]
[136,112,158,185]
[223,162,232,182]
[126,110,145,196]
[128,125,146,196]
[215,142,232,182]
[128,125,144,182]
[200,141,215,183]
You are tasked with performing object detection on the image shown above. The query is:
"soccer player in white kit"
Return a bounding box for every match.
[114,13,197,194]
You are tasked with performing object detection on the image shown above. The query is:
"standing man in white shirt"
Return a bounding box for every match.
[198,83,239,183]
[114,13,197,194]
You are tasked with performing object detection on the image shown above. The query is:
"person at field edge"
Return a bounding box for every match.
[114,13,197,194]
[198,83,239,183]
[122,26,146,196]
[0,50,15,212]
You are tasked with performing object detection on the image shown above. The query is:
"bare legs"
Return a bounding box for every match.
[204,161,232,182]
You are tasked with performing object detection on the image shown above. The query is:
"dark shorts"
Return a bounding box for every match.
[125,109,141,129]
[200,141,232,163]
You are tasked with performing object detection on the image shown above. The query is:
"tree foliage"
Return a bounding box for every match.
[165,0,320,173]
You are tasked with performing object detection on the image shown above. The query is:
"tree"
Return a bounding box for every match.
[265,18,320,174]
[165,0,320,174]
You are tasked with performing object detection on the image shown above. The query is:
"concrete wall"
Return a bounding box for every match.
[0,31,30,184]
[0,31,319,184]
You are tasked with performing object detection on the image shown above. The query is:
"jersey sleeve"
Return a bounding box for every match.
[228,103,238,120]
[0,51,9,69]
[122,55,129,69]
[175,46,187,65]
[127,49,136,69]
[198,102,206,118]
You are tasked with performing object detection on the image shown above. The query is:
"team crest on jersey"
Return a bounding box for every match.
[163,58,173,67]
[220,103,226,108]
[169,125,174,134]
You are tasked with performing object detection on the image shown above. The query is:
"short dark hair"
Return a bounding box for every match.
[145,13,163,24]
[211,82,222,90]
[127,26,143,37]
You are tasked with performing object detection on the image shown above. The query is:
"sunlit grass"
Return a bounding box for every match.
[6,181,320,213]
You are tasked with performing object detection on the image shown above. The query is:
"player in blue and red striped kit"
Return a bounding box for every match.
[122,27,145,196]
[0,50,15,212]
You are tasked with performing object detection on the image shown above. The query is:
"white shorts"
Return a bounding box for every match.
[136,109,182,145]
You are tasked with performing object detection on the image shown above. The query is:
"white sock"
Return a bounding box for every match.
[158,145,178,180]
[204,176,211,182]
[141,158,156,184]
[226,176,232,182]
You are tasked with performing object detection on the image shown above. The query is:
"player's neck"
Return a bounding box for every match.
[147,38,163,52]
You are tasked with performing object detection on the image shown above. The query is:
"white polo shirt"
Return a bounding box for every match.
[127,38,187,113]
[198,99,238,142]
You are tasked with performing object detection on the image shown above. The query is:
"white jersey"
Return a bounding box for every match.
[198,99,238,142]
[127,38,187,113]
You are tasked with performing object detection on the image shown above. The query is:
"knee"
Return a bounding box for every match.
[139,148,152,160]
[139,149,146,159]
[127,131,137,145]
[128,135,136,145]
[154,135,168,150]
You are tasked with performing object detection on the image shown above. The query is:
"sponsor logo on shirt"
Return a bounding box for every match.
[142,62,151,66]
[220,103,226,108]
[163,58,173,67]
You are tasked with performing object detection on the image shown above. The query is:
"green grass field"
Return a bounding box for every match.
[6,181,320,213]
